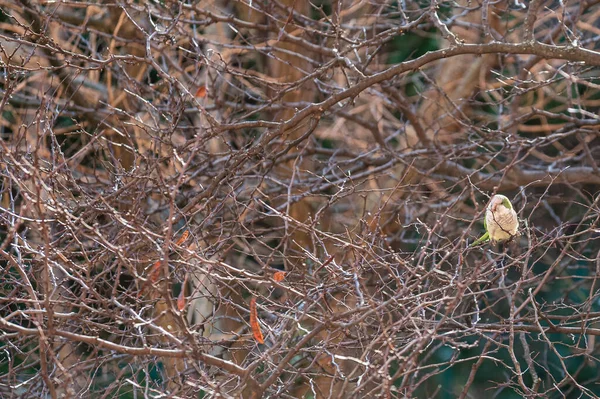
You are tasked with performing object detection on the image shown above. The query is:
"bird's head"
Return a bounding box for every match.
[490,194,513,212]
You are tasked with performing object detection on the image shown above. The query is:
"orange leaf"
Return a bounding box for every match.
[149,259,162,284]
[249,297,264,344]
[195,86,207,98]
[177,287,186,311]
[177,273,189,311]
[273,271,286,282]
[149,231,189,284]
[176,230,189,246]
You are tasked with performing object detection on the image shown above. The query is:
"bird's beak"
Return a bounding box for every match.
[490,198,502,212]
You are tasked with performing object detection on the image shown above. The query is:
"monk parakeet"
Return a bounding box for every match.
[471,194,519,246]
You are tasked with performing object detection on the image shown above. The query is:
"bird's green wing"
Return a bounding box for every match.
[471,214,489,247]
[471,231,489,247]
[501,197,513,210]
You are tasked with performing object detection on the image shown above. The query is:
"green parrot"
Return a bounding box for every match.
[471,194,519,246]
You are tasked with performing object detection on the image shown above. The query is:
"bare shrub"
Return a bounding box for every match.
[1,0,599,398]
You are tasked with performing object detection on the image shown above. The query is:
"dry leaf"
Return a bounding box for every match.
[273,271,286,282]
[175,230,190,246]
[195,86,207,98]
[177,287,186,311]
[148,230,190,285]
[250,297,264,344]
[177,273,189,311]
[149,259,162,284]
